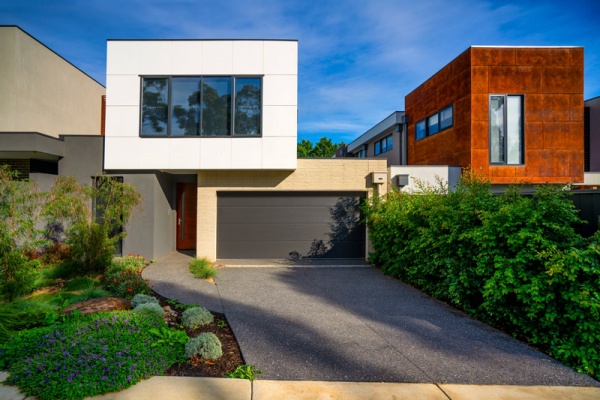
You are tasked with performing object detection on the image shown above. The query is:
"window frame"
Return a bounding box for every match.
[488,94,525,166]
[139,75,263,138]
[415,104,454,141]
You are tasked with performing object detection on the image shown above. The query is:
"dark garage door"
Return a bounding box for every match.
[217,191,366,259]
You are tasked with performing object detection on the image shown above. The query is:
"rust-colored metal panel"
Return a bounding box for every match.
[527,94,545,122]
[471,47,515,66]
[544,94,572,122]
[543,66,583,94]
[525,122,544,150]
[471,67,489,94]
[515,48,572,66]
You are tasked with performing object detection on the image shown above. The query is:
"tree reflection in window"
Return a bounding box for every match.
[202,77,231,136]
[171,78,201,136]
[141,78,168,135]
[235,78,261,135]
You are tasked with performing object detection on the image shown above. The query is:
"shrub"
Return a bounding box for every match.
[189,258,218,279]
[109,255,148,274]
[184,332,222,360]
[364,176,600,380]
[182,306,214,328]
[0,252,41,302]
[133,302,165,317]
[67,221,115,274]
[130,294,159,308]
[0,311,182,400]
[102,255,151,300]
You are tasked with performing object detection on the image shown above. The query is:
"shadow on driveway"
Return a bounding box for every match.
[143,253,599,386]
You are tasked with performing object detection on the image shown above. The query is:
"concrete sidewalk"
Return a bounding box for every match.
[2,373,600,400]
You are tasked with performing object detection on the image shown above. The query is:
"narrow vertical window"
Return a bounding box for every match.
[234,78,261,135]
[141,78,169,135]
[506,96,523,165]
[490,95,524,165]
[171,77,201,136]
[427,114,439,135]
[490,95,505,163]
[416,120,426,140]
[202,77,231,136]
[439,105,453,130]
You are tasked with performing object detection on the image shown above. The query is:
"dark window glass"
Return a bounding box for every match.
[439,106,453,130]
[386,135,393,150]
[171,78,201,136]
[416,120,426,140]
[141,78,169,135]
[428,114,439,135]
[234,78,261,135]
[374,141,381,155]
[202,77,231,136]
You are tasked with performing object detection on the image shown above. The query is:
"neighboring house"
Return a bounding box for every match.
[407,46,584,186]
[0,26,105,138]
[103,39,388,261]
[584,96,600,182]
[344,111,406,166]
[341,46,585,192]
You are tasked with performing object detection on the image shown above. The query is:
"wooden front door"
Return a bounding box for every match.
[176,183,197,250]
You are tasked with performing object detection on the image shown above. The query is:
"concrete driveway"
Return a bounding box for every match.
[143,253,599,386]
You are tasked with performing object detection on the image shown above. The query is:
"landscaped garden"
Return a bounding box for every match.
[364,171,600,382]
[0,166,253,400]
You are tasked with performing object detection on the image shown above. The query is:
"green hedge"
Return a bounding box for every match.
[364,174,600,380]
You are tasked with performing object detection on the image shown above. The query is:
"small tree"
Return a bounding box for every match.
[0,166,48,300]
[44,175,142,274]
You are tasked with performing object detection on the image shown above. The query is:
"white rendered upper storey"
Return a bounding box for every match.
[104,39,298,170]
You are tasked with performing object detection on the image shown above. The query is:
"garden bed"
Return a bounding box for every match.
[152,291,245,378]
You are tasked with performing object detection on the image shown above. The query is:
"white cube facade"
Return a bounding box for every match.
[104,40,298,170]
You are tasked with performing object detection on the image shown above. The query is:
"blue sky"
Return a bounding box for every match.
[2,0,599,144]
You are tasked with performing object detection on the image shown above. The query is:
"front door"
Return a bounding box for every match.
[176,183,197,250]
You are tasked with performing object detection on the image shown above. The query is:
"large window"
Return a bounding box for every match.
[141,76,262,137]
[490,95,524,165]
[374,134,393,156]
[415,104,453,141]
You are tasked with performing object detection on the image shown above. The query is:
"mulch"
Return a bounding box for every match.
[152,291,246,377]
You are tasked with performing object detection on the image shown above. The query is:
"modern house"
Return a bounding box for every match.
[343,46,586,192]
[1,26,388,262]
[584,96,600,183]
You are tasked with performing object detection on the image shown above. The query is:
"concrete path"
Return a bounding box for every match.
[143,252,600,387]
[2,372,600,400]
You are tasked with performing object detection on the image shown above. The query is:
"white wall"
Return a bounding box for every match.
[104,40,298,171]
[389,165,462,192]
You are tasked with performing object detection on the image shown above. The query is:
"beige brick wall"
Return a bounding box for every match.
[197,158,388,259]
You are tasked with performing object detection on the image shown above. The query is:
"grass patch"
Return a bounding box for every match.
[64,277,97,292]
[189,258,218,279]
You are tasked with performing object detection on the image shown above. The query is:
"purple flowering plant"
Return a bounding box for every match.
[0,310,185,400]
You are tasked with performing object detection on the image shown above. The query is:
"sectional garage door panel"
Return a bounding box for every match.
[217,192,366,259]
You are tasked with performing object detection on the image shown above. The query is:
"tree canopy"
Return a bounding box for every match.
[297,137,344,158]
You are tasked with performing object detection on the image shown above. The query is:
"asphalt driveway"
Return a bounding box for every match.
[143,253,599,386]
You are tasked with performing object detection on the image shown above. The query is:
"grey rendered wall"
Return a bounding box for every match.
[59,136,176,260]
[363,129,401,166]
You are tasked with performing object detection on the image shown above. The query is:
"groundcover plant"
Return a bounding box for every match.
[0,310,185,400]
